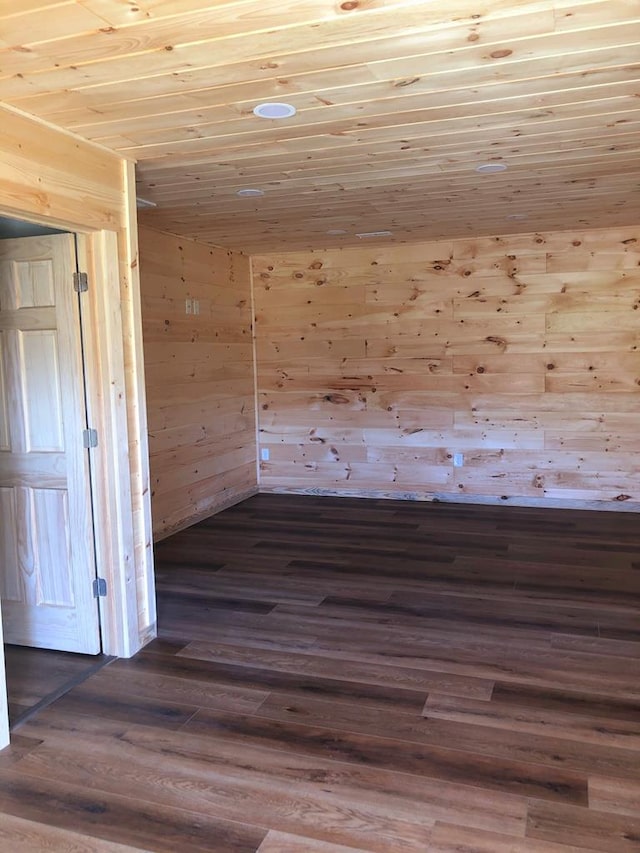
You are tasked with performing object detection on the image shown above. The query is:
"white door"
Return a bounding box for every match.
[0,234,100,654]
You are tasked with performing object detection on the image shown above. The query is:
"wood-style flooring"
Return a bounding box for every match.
[4,645,108,728]
[0,493,639,852]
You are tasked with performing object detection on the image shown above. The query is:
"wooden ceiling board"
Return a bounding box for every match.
[0,0,638,251]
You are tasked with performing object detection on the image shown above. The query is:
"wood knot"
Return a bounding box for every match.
[486,335,507,348]
[490,48,513,59]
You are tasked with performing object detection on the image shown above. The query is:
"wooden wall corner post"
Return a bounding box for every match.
[121,160,156,647]
[248,252,262,489]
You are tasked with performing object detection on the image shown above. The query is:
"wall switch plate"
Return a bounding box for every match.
[453,452,464,467]
[260,448,270,461]
[193,299,200,315]
[185,298,192,314]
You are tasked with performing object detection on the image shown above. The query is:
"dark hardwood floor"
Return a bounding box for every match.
[4,645,109,728]
[1,494,639,852]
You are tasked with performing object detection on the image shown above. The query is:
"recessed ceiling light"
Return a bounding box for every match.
[253,102,297,119]
[356,230,393,238]
[236,188,264,197]
[327,229,347,235]
[136,197,157,209]
[506,213,528,221]
[475,163,508,174]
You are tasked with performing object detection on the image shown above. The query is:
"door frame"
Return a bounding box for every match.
[74,229,144,658]
[0,208,151,747]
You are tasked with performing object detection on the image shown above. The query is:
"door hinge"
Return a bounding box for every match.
[82,428,98,448]
[73,271,89,293]
[93,577,107,598]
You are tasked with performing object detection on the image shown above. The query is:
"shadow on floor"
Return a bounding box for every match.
[4,644,112,730]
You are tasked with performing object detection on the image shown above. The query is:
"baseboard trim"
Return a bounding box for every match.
[259,486,640,513]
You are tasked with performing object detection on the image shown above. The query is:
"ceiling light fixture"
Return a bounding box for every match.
[475,163,508,174]
[253,102,297,119]
[356,230,393,238]
[506,213,528,221]
[236,188,264,197]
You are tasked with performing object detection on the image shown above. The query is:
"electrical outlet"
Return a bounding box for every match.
[260,448,270,461]
[453,452,464,467]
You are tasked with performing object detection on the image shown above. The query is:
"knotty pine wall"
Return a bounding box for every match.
[139,226,257,538]
[252,225,640,510]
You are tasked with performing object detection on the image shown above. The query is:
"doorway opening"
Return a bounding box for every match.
[0,214,108,729]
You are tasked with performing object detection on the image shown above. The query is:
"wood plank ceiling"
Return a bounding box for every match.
[0,0,639,252]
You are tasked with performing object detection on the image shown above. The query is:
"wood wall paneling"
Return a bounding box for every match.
[139,227,257,539]
[252,224,640,509]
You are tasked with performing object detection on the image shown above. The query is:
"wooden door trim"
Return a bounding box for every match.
[76,231,140,657]
[0,208,151,665]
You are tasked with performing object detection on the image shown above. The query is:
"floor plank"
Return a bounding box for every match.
[1,494,638,852]
[526,801,640,852]
[4,645,107,728]
[257,830,374,851]
[0,770,264,853]
[0,812,150,853]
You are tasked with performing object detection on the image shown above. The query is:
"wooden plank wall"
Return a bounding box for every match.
[252,224,640,510]
[0,104,154,655]
[139,226,257,539]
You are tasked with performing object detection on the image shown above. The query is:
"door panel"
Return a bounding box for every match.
[0,235,100,654]
[21,330,65,451]
[0,488,19,601]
